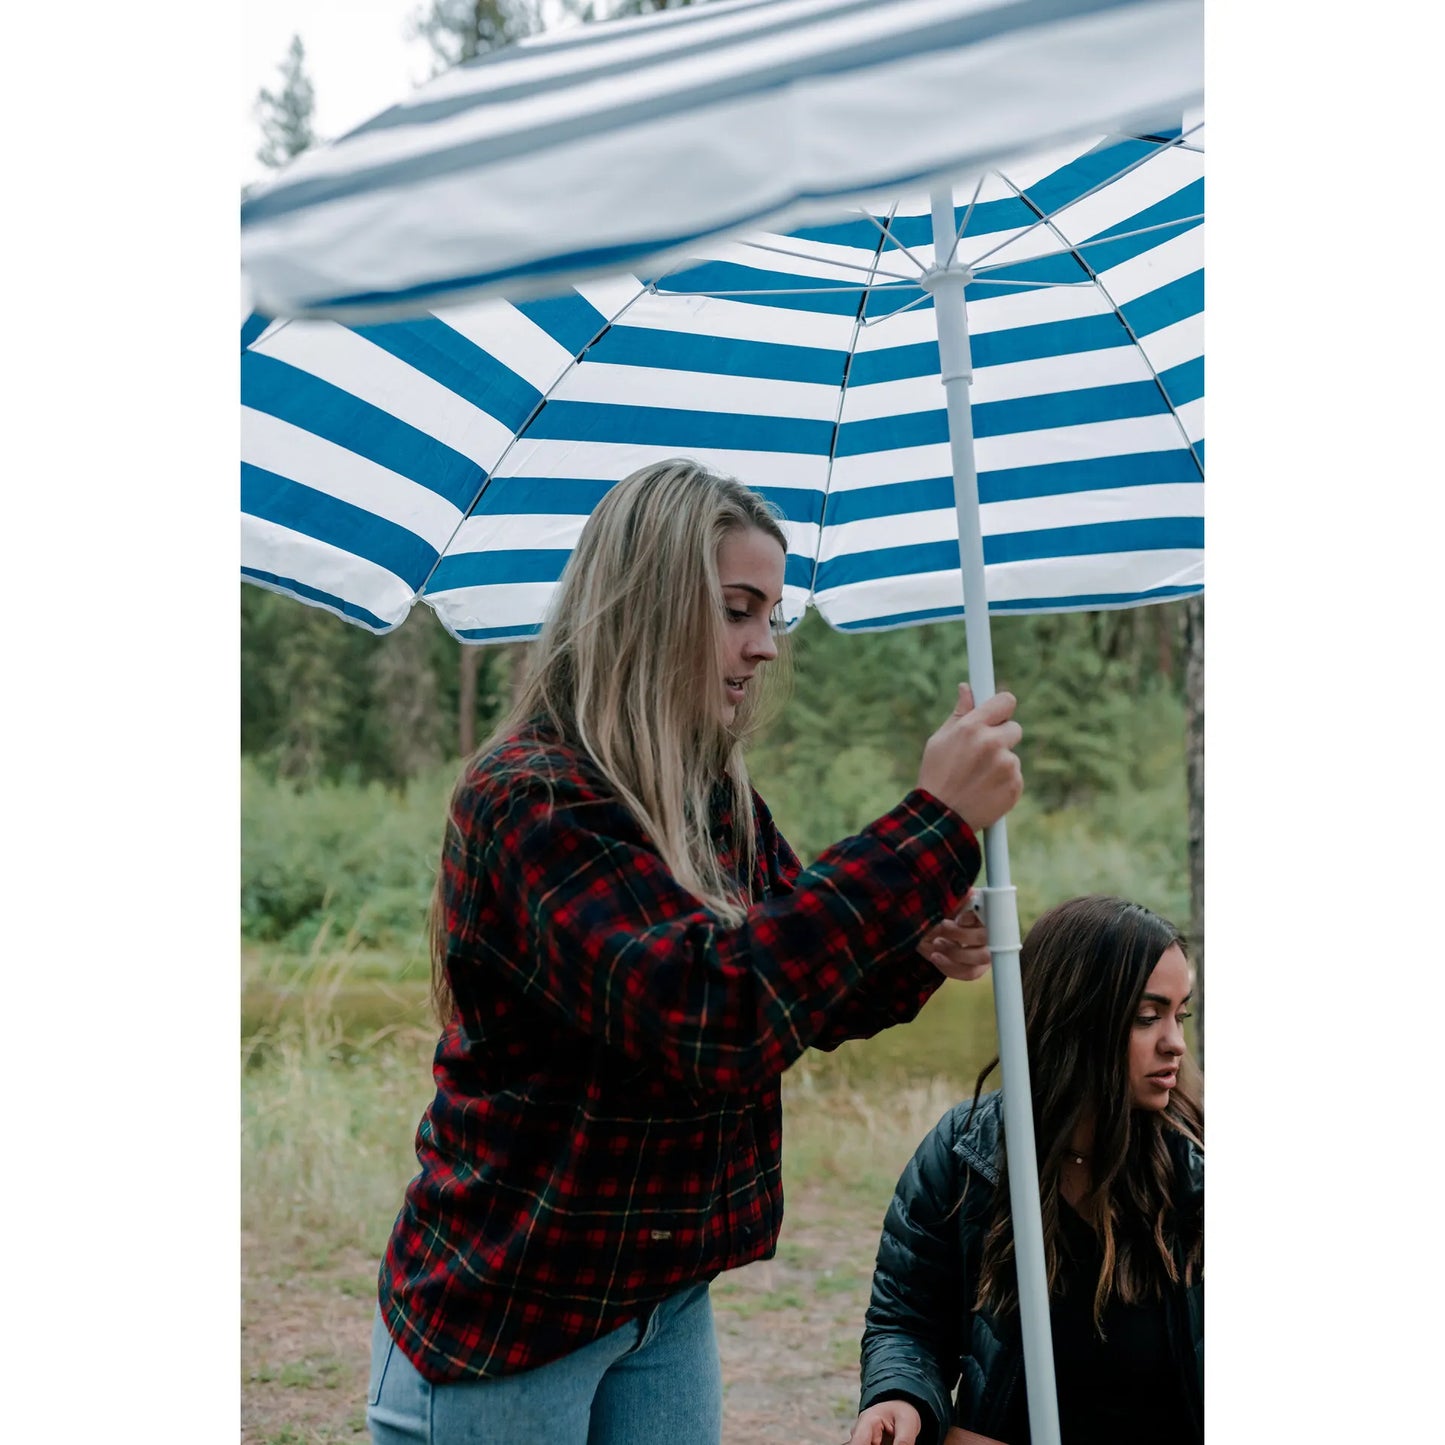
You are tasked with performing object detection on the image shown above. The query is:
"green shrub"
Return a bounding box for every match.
[241,760,453,951]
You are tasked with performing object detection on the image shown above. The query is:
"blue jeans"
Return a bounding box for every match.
[366,1282,724,1444]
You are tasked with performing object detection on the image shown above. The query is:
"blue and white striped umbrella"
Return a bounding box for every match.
[240,0,1202,319]
[242,127,1202,642]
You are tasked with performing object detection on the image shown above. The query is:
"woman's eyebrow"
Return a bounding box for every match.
[1142,991,1194,1006]
[722,581,782,607]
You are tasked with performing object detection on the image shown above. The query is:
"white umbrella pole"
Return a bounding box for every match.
[927,187,1061,1445]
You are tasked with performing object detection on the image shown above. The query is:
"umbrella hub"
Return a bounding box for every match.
[919,260,974,291]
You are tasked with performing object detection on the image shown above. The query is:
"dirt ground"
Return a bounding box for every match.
[242,1184,884,1445]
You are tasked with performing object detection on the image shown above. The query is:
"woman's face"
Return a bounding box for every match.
[716,526,785,726]
[1127,944,1193,1111]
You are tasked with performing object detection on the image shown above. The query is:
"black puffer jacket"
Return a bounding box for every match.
[858,1091,1203,1445]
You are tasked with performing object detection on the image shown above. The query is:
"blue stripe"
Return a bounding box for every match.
[515,294,610,356]
[1073,179,1203,275]
[467,475,825,526]
[658,260,916,317]
[469,476,618,515]
[588,325,847,385]
[966,250,1093,293]
[1121,270,1203,338]
[981,450,1203,501]
[824,457,1202,526]
[815,517,1203,590]
[1021,136,1163,218]
[752,486,826,527]
[1158,357,1204,409]
[428,549,570,590]
[454,622,544,641]
[242,464,441,588]
[860,196,1042,253]
[972,184,1202,291]
[351,317,542,428]
[523,401,834,455]
[829,582,1202,631]
[846,311,1136,387]
[241,312,269,350]
[834,378,1176,457]
[242,567,395,632]
[242,353,486,511]
[428,545,815,594]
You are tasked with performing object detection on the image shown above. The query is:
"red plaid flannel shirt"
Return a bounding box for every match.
[379,724,982,1381]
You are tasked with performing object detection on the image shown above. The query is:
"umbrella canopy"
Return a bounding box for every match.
[239,0,1203,319]
[241,127,1202,640]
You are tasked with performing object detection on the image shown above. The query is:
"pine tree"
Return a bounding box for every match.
[407,1,546,70]
[254,34,318,169]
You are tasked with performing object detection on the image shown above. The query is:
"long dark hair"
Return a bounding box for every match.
[972,895,1203,1329]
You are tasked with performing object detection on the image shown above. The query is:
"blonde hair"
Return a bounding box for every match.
[430,458,791,1021]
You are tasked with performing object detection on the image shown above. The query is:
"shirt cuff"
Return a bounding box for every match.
[867,788,983,899]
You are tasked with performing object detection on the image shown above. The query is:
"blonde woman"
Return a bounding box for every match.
[365,459,1025,1445]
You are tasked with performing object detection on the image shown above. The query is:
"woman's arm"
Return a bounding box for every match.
[856,1109,970,1445]
[448,765,981,1094]
[757,801,986,1050]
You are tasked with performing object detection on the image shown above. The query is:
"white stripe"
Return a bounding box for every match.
[1015,157,1200,260]
[242,515,418,625]
[975,414,1190,472]
[433,299,578,392]
[496,437,832,491]
[447,510,821,560]
[826,414,1190,488]
[242,408,465,547]
[1093,228,1201,308]
[1174,397,1203,442]
[1134,313,1203,375]
[446,512,588,556]
[552,360,839,421]
[249,321,517,470]
[819,484,1203,560]
[573,274,651,322]
[427,568,816,637]
[813,546,1204,625]
[852,279,1114,354]
[617,291,856,351]
[680,232,913,284]
[426,580,560,633]
[841,344,1156,420]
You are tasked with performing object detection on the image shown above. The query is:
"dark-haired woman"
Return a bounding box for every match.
[365,459,1027,1445]
[849,895,1203,1445]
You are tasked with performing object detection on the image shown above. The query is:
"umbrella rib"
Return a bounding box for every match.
[649,282,916,297]
[812,203,900,603]
[965,277,1092,289]
[414,283,657,628]
[854,207,930,275]
[732,237,918,283]
[965,124,1203,271]
[970,214,1204,275]
[945,171,989,269]
[995,171,1204,483]
[858,290,935,327]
